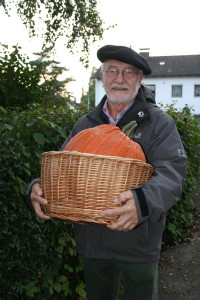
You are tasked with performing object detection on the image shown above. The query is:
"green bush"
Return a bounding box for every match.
[0,103,199,298]
[161,104,200,248]
[0,104,88,299]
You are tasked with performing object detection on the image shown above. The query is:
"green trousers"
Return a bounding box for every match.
[81,256,158,300]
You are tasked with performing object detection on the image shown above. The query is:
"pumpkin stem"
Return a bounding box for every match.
[122,121,138,138]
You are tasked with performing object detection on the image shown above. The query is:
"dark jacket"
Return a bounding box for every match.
[59,85,188,263]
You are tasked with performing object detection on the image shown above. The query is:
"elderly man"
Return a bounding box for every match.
[28,45,187,300]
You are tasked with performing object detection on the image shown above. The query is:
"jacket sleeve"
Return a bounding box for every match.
[26,177,41,208]
[132,111,188,224]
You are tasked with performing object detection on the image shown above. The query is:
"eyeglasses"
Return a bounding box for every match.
[104,68,139,80]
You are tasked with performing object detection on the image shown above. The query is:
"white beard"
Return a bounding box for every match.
[105,81,140,104]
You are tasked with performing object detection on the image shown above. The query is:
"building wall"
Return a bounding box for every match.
[95,77,200,114]
[142,76,200,114]
[95,79,105,106]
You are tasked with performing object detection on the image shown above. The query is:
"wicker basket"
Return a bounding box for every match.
[41,151,153,225]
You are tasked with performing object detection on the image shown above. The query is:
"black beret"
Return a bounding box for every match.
[97,45,152,75]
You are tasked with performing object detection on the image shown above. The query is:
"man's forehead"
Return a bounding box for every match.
[104,59,139,70]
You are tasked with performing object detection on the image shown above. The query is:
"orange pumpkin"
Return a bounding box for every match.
[65,121,146,162]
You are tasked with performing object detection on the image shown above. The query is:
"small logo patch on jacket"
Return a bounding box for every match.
[178,149,186,157]
[138,111,144,118]
[134,132,142,139]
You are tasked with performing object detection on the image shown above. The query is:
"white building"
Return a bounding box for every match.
[93,52,200,115]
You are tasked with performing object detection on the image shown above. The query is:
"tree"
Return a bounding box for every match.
[30,46,74,107]
[0,44,43,108]
[1,0,108,65]
[80,67,96,109]
[0,44,74,108]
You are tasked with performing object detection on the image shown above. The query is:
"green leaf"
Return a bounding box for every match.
[57,275,67,283]
[26,281,39,297]
[0,124,13,131]
[0,106,7,113]
[49,286,54,295]
[15,176,23,184]
[76,282,86,297]
[23,148,31,158]
[64,264,73,273]
[62,281,70,296]
[24,162,30,168]
[50,121,57,128]
[54,281,61,293]
[34,149,43,158]
[23,167,31,176]
[57,126,66,138]
[58,236,66,246]
[33,133,45,145]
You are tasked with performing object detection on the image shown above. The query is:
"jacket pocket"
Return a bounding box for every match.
[134,221,149,249]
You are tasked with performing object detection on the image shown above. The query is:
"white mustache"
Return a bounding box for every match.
[111,84,129,89]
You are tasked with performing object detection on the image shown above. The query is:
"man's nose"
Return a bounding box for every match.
[115,71,125,82]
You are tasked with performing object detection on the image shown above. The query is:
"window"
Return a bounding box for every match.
[172,85,182,97]
[194,85,200,97]
[145,85,156,97]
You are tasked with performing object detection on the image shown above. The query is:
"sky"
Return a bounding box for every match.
[0,0,200,101]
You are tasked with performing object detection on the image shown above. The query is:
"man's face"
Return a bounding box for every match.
[100,59,144,104]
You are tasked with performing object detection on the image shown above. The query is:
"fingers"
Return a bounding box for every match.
[114,190,134,204]
[101,190,138,231]
[101,204,127,218]
[107,214,137,231]
[32,201,50,220]
[31,183,47,205]
[106,201,138,231]
[101,190,134,217]
[30,183,50,220]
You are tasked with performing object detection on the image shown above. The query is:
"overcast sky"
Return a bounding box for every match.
[0,0,199,100]
[96,0,200,56]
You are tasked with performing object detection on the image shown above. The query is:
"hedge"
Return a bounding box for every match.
[162,105,200,248]
[0,104,88,299]
[0,103,200,298]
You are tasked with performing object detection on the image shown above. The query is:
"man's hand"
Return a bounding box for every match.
[101,190,138,231]
[30,183,50,220]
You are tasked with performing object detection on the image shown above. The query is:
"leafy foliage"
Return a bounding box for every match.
[2,0,108,64]
[0,104,88,299]
[0,45,43,108]
[0,44,74,109]
[162,104,200,248]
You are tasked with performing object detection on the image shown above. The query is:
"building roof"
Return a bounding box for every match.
[93,52,200,79]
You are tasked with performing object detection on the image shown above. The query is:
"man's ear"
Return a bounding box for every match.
[138,74,144,87]
[100,71,105,89]
[100,71,104,81]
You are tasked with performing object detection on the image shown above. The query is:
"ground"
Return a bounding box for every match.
[158,186,200,300]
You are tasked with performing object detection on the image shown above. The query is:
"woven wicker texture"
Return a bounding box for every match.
[41,151,153,224]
